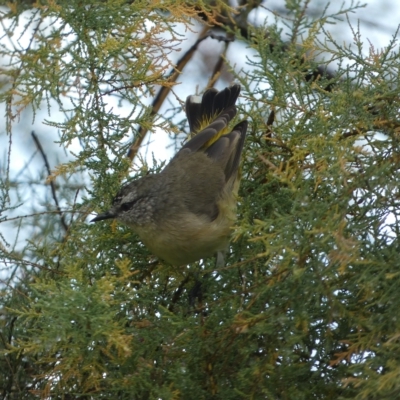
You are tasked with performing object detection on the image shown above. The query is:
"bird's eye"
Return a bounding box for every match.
[120,201,135,212]
[121,204,129,211]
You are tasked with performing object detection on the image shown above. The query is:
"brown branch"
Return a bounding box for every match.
[196,4,338,91]
[206,33,234,89]
[263,109,276,139]
[127,30,235,161]
[168,274,191,313]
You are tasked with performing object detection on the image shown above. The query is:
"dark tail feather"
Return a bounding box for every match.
[186,85,241,133]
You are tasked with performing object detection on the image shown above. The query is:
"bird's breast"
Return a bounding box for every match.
[134,209,234,265]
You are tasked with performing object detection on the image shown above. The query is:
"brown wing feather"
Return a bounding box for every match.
[164,85,247,221]
[205,120,248,183]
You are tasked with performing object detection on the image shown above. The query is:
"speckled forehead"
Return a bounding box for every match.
[122,189,138,204]
[113,183,137,205]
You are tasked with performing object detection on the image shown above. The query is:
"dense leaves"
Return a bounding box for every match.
[1,1,400,399]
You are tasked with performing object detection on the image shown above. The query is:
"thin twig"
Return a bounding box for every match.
[257,152,278,170]
[31,132,69,232]
[0,208,81,223]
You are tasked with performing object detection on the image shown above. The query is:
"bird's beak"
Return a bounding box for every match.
[91,211,115,223]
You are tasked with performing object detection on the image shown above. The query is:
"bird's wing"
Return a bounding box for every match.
[178,106,237,154]
[205,120,248,184]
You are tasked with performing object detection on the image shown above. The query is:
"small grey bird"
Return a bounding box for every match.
[92,84,248,266]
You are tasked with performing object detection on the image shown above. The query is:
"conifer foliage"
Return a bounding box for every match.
[1,1,400,399]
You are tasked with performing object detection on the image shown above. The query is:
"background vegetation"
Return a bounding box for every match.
[1,0,400,398]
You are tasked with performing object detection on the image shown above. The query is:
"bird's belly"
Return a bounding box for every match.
[136,213,232,265]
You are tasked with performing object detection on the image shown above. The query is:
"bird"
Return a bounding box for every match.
[92,84,248,266]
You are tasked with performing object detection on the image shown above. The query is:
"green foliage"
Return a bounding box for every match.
[1,1,400,399]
